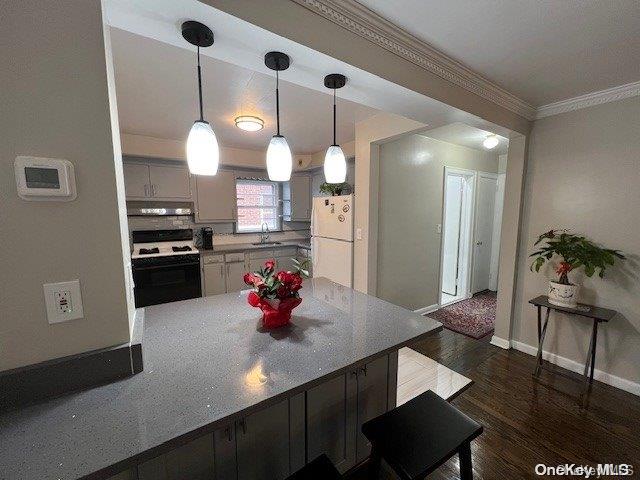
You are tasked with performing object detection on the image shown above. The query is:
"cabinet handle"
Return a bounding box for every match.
[360,365,368,376]
[225,426,232,441]
[220,265,224,276]
[350,370,358,378]
[239,418,247,435]
[144,184,149,197]
[152,184,157,196]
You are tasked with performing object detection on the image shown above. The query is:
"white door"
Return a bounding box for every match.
[489,173,505,291]
[472,174,497,293]
[311,195,353,241]
[442,175,463,296]
[312,237,353,288]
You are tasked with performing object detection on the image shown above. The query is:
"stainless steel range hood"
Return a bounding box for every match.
[127,202,193,216]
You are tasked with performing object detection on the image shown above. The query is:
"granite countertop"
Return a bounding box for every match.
[0,278,441,479]
[204,239,311,254]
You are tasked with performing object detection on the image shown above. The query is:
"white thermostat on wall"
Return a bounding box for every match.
[14,156,77,201]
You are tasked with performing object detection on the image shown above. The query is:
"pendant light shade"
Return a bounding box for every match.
[324,145,347,184]
[182,21,219,176]
[323,74,347,184]
[265,52,292,181]
[266,135,293,181]
[187,121,219,175]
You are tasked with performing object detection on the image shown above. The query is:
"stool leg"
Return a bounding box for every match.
[367,444,382,480]
[459,442,473,480]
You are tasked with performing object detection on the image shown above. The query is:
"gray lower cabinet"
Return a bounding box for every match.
[137,433,214,480]
[203,255,226,296]
[225,261,246,293]
[355,355,389,462]
[213,425,237,480]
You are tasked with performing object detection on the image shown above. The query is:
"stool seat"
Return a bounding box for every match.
[362,390,482,480]
[286,454,342,480]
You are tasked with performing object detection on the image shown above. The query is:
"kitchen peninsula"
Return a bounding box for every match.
[0,278,441,480]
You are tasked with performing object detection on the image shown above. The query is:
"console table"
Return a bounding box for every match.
[528,295,617,398]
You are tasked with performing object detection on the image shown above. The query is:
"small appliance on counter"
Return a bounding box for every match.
[201,227,213,250]
[131,229,201,307]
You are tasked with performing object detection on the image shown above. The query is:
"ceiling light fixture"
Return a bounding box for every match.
[483,134,499,150]
[264,52,293,182]
[323,74,348,184]
[235,115,264,132]
[182,21,219,176]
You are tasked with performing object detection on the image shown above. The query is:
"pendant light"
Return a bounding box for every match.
[483,134,499,150]
[323,74,347,184]
[182,21,219,176]
[264,52,292,181]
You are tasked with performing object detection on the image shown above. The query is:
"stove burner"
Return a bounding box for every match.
[172,246,193,252]
[139,247,160,255]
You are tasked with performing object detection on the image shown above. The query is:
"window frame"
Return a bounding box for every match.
[235,178,282,234]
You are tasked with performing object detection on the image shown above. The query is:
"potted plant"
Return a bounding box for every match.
[243,258,310,328]
[530,229,624,307]
[319,182,350,196]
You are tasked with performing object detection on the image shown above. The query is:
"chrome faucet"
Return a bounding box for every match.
[259,222,270,244]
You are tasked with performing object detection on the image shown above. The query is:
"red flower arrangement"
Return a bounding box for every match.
[244,258,309,329]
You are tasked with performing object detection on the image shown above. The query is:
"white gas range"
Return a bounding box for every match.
[131,229,201,307]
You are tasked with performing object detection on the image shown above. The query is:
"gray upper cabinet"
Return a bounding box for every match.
[149,164,191,200]
[236,399,291,480]
[195,170,237,223]
[123,163,150,199]
[123,161,192,201]
[283,175,311,221]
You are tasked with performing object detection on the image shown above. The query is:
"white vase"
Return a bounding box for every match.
[548,281,579,308]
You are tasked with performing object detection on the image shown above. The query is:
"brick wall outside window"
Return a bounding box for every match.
[236,180,280,233]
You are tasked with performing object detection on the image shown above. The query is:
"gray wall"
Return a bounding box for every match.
[512,96,640,390]
[377,134,499,310]
[0,1,132,370]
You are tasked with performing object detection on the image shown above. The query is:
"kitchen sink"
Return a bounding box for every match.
[251,241,282,246]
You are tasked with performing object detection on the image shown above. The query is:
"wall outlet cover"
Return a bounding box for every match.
[43,280,84,324]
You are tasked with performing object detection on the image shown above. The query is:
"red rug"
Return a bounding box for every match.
[427,291,496,339]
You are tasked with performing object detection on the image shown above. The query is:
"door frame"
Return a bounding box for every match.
[471,171,498,294]
[438,167,477,307]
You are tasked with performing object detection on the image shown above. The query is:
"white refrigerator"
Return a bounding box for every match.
[311,194,354,288]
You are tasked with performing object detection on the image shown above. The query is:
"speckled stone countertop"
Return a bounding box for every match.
[0,278,440,480]
[203,239,311,254]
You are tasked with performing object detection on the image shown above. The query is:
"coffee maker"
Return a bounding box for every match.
[201,227,213,250]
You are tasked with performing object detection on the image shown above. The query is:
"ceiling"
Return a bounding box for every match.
[420,123,509,154]
[358,0,640,106]
[111,28,379,154]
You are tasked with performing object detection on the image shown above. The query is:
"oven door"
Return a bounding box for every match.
[132,255,201,307]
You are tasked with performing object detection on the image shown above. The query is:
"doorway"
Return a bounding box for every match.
[440,167,475,307]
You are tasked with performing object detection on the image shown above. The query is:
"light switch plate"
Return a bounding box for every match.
[43,280,84,324]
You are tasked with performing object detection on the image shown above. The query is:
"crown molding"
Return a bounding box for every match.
[535,80,640,119]
[291,0,537,120]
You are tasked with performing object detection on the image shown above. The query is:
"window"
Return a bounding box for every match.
[235,179,280,233]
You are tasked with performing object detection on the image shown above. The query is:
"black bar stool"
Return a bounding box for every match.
[362,390,483,479]
[286,454,342,480]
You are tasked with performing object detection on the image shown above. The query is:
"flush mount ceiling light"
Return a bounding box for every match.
[323,73,347,184]
[264,51,292,182]
[182,21,219,176]
[483,134,500,150]
[235,116,264,132]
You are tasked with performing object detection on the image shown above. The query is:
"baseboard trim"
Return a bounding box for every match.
[511,341,640,397]
[490,335,511,349]
[414,304,439,315]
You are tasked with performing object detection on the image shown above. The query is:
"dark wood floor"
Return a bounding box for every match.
[352,329,640,479]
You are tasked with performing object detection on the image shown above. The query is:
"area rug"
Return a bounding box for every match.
[427,290,496,339]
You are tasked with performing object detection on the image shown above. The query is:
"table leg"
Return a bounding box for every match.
[534,308,550,376]
[590,320,598,383]
[537,306,542,343]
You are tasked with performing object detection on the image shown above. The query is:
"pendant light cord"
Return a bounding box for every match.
[197,46,204,122]
[276,70,281,136]
[333,88,337,146]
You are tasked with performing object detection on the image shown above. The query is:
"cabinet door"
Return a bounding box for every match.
[356,355,389,462]
[195,171,237,222]
[149,164,191,200]
[123,163,150,199]
[226,262,246,293]
[204,263,226,296]
[306,372,358,473]
[137,434,214,480]
[275,256,296,273]
[213,425,237,480]
[290,175,311,220]
[236,399,291,480]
